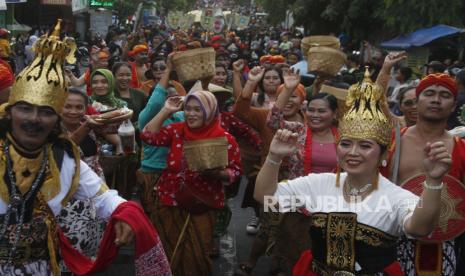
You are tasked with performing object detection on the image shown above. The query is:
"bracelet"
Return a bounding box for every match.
[265,156,282,166]
[423,181,444,190]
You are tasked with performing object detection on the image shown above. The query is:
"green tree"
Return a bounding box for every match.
[113,0,143,25]
[383,0,465,34]
[255,0,465,41]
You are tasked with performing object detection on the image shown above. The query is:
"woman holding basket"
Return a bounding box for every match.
[140,89,242,275]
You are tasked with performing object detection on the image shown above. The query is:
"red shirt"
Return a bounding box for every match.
[220,112,262,148]
[140,122,242,208]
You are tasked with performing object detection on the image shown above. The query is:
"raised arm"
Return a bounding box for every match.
[404,141,451,238]
[234,66,266,129]
[143,96,183,133]
[274,68,301,110]
[254,129,299,203]
[241,66,264,99]
[376,51,407,94]
[138,55,175,129]
[65,69,87,87]
[375,51,407,123]
[158,53,174,90]
[232,59,245,99]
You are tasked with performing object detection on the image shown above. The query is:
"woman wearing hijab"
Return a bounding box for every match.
[89,69,134,197]
[141,90,242,276]
[90,68,126,110]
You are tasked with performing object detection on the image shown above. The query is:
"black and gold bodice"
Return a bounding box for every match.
[310,212,398,274]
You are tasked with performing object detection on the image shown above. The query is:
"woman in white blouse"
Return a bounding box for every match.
[254,70,449,275]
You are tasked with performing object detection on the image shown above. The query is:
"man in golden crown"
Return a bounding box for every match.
[377,53,465,276]
[0,20,171,275]
[253,69,451,275]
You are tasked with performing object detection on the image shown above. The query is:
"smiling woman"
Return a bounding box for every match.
[254,69,449,275]
[90,69,126,110]
[140,89,242,275]
[112,62,147,126]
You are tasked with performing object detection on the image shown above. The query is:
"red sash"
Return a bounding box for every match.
[59,201,171,276]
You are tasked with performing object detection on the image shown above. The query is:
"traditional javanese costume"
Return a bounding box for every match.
[141,90,242,276]
[381,74,465,276]
[0,20,171,276]
[287,70,419,275]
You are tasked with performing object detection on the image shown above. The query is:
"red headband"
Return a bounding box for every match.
[416,73,457,98]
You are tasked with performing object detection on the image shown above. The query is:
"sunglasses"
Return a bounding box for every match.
[152,64,166,71]
[402,99,417,107]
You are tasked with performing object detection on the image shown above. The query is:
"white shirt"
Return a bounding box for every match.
[274,172,419,237]
[0,152,126,219]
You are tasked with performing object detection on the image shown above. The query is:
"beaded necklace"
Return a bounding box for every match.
[1,140,48,268]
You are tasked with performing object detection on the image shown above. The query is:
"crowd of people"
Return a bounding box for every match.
[0,11,464,276]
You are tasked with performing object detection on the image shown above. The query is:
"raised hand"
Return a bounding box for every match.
[247,66,265,83]
[269,129,299,159]
[163,96,184,113]
[232,59,245,73]
[382,51,407,70]
[201,76,213,90]
[166,52,175,72]
[283,68,301,91]
[423,141,452,180]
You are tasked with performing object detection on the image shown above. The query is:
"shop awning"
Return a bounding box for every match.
[7,19,31,32]
[380,24,464,49]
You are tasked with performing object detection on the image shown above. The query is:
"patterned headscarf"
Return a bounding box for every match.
[185,90,219,125]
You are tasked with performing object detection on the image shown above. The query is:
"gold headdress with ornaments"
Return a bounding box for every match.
[8,19,76,113]
[336,68,392,189]
[339,68,392,146]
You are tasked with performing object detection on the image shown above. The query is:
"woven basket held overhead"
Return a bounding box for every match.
[184,136,229,171]
[307,46,347,77]
[301,35,340,58]
[172,47,216,82]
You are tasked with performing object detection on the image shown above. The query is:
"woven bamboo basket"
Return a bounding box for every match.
[307,46,347,77]
[301,36,340,58]
[172,47,216,82]
[184,136,229,171]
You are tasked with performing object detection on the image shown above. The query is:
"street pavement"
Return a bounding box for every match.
[97,176,271,275]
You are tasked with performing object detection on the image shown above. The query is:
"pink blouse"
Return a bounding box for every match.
[311,141,337,173]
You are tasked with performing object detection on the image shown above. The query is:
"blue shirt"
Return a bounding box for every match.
[138,84,184,172]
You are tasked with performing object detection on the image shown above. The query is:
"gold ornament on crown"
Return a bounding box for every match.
[339,67,392,146]
[8,19,76,113]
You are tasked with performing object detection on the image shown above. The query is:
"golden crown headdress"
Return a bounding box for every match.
[8,19,76,113]
[338,68,392,146]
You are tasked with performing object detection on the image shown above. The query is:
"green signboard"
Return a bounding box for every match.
[90,0,113,7]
